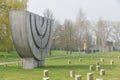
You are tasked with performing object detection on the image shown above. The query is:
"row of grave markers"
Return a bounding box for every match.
[1,57,115,68]
[42,55,120,80]
[68,58,115,65]
[43,70,104,80]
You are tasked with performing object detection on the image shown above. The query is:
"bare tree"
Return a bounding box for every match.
[111,22,120,50]
[75,8,93,53]
[75,9,86,51]
[96,18,112,52]
[43,9,55,56]
[63,19,74,54]
[52,20,63,50]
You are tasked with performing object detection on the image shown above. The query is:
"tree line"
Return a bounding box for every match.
[52,9,120,53]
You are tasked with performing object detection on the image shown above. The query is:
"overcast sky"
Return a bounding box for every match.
[27,0,120,23]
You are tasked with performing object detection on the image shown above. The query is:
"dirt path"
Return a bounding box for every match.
[0,61,20,65]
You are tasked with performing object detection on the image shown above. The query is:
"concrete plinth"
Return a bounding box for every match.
[100,58,104,62]
[43,77,49,80]
[75,75,82,80]
[89,65,94,71]
[96,65,100,71]
[87,73,93,80]
[44,70,49,77]
[110,60,114,65]
[96,78,103,80]
[100,69,105,76]
[70,70,75,78]
[22,58,44,69]
[68,60,71,64]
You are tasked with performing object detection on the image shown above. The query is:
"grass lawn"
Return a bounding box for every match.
[0,51,120,80]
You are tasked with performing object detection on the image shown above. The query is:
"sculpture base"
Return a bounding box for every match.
[22,58,44,69]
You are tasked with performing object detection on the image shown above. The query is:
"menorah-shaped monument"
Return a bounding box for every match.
[9,11,53,69]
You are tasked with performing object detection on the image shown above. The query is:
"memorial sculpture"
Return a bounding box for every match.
[9,11,53,69]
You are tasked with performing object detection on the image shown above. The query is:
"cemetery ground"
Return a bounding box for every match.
[0,51,120,80]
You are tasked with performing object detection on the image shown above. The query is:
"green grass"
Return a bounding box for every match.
[0,51,120,80]
[0,51,20,62]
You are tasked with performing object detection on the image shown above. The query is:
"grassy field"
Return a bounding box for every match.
[0,51,120,80]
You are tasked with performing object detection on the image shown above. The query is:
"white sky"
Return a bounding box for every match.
[27,0,120,23]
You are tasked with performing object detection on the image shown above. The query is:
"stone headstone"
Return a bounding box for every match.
[75,75,82,80]
[43,77,49,80]
[68,60,71,64]
[100,58,104,62]
[96,65,100,71]
[70,70,75,78]
[100,69,105,76]
[87,73,93,80]
[89,65,94,71]
[96,78,103,80]
[110,60,114,65]
[43,70,49,77]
